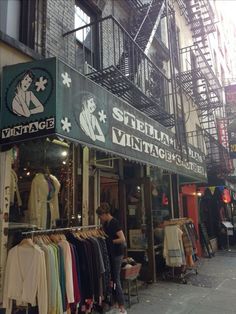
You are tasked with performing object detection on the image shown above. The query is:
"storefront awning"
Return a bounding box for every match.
[0,58,207,182]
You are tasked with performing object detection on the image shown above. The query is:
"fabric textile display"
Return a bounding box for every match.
[163,225,186,267]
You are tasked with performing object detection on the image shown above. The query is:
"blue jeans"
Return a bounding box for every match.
[111,255,125,306]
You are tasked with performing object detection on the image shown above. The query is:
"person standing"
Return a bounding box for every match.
[96,203,127,314]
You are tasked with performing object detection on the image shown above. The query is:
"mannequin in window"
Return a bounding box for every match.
[28,168,60,229]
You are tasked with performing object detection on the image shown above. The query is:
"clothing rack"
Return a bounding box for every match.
[162,217,198,284]
[5,224,110,314]
[21,224,102,236]
[163,217,193,227]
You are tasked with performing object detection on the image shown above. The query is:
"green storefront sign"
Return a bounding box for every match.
[0,58,207,182]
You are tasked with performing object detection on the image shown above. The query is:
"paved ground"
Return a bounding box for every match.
[126,250,236,314]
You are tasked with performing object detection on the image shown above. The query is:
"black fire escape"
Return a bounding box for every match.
[64,0,177,129]
[127,0,165,52]
[176,0,232,177]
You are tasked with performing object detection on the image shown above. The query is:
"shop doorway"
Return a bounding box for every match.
[100,173,120,220]
[125,177,155,282]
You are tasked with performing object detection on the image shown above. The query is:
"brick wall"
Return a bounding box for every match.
[44,0,130,71]
[46,0,76,68]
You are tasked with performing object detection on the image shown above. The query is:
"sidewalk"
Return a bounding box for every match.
[126,250,236,314]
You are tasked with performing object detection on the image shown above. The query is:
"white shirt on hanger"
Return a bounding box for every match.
[3,243,48,314]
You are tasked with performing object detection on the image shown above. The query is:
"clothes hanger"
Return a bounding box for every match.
[74,229,83,240]
[18,237,34,247]
[50,234,60,243]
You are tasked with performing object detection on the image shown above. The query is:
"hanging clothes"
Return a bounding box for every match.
[3,229,111,314]
[10,168,22,206]
[28,173,60,229]
[9,168,22,221]
[3,242,48,314]
[163,225,186,267]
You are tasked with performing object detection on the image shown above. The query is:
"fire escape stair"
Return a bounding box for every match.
[128,0,166,52]
[173,0,232,175]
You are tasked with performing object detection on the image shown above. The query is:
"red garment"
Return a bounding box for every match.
[162,193,169,206]
[69,244,81,306]
[222,189,231,203]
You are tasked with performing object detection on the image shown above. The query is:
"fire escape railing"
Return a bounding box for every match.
[205,132,233,176]
[130,0,166,53]
[176,0,216,37]
[177,44,223,129]
[64,15,174,128]
[175,0,233,174]
[177,43,233,173]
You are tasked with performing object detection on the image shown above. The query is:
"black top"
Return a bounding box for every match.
[103,218,124,257]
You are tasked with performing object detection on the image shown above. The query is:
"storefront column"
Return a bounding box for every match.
[0,150,11,302]
[82,146,89,226]
[144,175,156,283]
[169,174,174,218]
[94,169,100,226]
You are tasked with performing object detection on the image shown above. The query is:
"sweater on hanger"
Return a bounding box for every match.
[3,244,48,314]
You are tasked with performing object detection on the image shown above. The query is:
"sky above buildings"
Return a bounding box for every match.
[215,0,236,22]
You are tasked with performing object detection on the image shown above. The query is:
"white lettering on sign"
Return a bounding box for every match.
[112,126,206,176]
[1,118,55,139]
[112,107,204,164]
[112,107,173,147]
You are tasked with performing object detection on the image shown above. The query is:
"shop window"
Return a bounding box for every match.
[8,138,82,246]
[127,182,147,249]
[0,0,36,49]
[150,168,171,226]
[75,1,98,68]
[93,151,114,169]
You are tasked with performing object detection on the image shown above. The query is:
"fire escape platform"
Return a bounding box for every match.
[177,68,223,114]
[87,65,175,127]
[205,132,232,176]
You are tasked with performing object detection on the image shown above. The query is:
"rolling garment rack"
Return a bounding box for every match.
[162,218,199,284]
[8,224,104,314]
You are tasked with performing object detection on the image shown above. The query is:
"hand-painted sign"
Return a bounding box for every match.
[1,58,56,143]
[0,58,207,181]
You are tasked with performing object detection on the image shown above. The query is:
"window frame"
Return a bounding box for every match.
[74,0,100,69]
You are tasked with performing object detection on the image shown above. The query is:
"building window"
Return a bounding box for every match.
[75,5,91,44]
[20,0,36,49]
[0,0,36,49]
[75,2,98,69]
